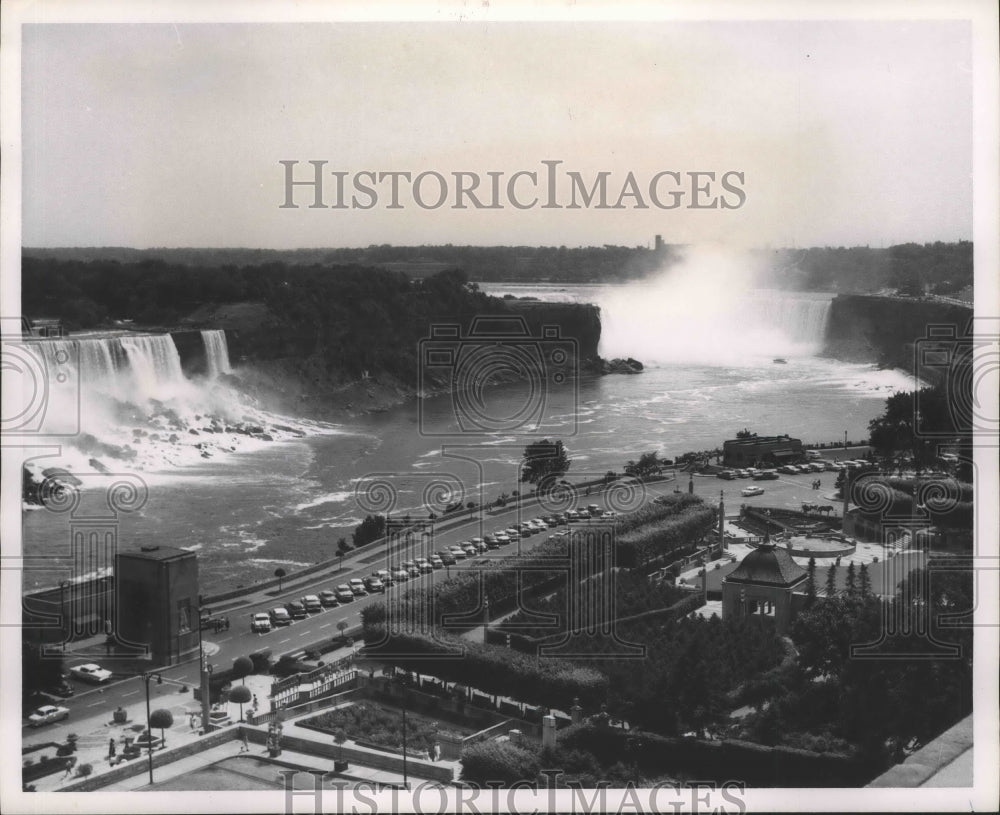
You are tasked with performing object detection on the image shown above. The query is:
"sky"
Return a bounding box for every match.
[18,18,975,249]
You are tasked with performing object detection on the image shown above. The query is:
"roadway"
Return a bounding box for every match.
[26,462,855,744]
[25,489,634,742]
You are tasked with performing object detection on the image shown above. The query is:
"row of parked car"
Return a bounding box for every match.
[250,576,384,632]
[250,505,617,633]
[718,461,842,480]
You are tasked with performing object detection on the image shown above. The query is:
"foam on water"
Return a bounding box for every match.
[21,331,346,477]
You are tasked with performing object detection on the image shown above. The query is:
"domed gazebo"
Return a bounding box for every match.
[722,540,808,634]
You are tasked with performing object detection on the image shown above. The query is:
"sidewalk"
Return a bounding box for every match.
[25,672,276,791]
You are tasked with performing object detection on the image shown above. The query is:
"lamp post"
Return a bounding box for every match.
[141,672,163,785]
[59,580,70,651]
[401,695,408,789]
[197,608,212,733]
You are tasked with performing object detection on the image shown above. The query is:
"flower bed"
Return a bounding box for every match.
[301,702,466,755]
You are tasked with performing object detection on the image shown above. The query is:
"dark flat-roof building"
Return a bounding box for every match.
[723,434,804,468]
[115,545,199,666]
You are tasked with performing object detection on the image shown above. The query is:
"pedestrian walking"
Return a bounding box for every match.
[240,730,250,752]
[108,737,116,760]
[252,694,258,708]
[225,616,230,631]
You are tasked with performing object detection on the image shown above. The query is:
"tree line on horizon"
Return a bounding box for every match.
[23,239,971,294]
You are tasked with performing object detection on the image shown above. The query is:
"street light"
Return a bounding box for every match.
[140,672,164,785]
[197,606,212,734]
[58,580,71,652]
[401,692,408,789]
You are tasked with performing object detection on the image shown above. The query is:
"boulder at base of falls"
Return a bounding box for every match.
[600,357,644,375]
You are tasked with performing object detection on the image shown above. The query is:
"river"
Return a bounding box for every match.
[21,284,914,593]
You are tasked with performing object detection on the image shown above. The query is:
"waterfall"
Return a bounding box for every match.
[34,333,186,401]
[750,292,832,346]
[201,329,233,377]
[596,249,838,366]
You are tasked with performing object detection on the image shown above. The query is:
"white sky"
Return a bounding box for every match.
[19,18,974,249]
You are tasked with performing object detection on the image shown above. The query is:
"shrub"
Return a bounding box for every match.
[460,740,540,786]
[76,763,93,778]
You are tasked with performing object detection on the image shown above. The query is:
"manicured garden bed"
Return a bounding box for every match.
[301,702,468,755]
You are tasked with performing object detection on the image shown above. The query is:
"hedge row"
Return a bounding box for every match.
[363,628,609,710]
[612,492,705,537]
[615,505,717,568]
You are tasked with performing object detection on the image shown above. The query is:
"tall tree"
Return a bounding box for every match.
[520,439,571,490]
[805,557,817,607]
[824,564,838,597]
[858,563,872,597]
[845,562,857,597]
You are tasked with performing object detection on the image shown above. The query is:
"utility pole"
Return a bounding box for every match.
[482,595,490,645]
[401,697,409,789]
[198,609,212,733]
[141,672,160,785]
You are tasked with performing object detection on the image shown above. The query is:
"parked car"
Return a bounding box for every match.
[48,678,75,698]
[348,578,368,596]
[461,542,479,557]
[286,600,308,619]
[753,470,780,480]
[741,485,765,497]
[250,613,272,633]
[375,569,394,586]
[504,527,521,538]
[318,590,339,608]
[601,510,617,520]
[335,584,355,603]
[364,575,385,592]
[587,504,602,516]
[493,532,511,545]
[777,465,798,474]
[27,705,70,727]
[717,470,736,480]
[470,537,486,551]
[69,663,112,684]
[269,606,293,626]
[400,561,420,578]
[301,594,323,613]
[414,558,433,574]
[437,550,457,566]
[516,524,533,537]
[429,554,444,569]
[448,545,467,560]
[543,516,560,527]
[391,567,410,583]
